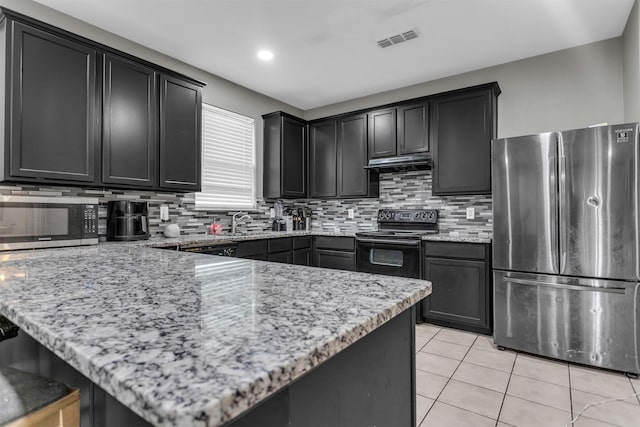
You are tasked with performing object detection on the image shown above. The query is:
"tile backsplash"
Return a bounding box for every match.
[0,169,491,240]
[295,170,492,239]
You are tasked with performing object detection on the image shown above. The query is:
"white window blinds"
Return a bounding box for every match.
[195,104,256,210]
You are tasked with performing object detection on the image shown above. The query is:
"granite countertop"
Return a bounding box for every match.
[421,234,492,244]
[0,244,430,427]
[144,230,491,248]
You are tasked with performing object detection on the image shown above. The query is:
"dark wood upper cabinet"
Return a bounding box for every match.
[265,82,497,199]
[367,108,396,158]
[368,102,429,160]
[6,21,98,183]
[263,112,307,199]
[337,113,374,198]
[397,101,429,155]
[102,54,157,187]
[307,116,377,199]
[431,83,500,195]
[159,74,202,192]
[309,119,337,198]
[0,10,204,192]
[282,116,307,198]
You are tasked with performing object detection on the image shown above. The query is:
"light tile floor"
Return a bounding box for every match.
[415,323,640,427]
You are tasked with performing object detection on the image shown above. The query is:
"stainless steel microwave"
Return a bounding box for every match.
[0,196,99,250]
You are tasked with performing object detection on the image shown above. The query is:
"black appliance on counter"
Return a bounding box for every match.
[356,209,438,322]
[107,201,149,241]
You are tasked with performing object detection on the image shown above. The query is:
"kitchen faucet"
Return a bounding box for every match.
[231,212,252,234]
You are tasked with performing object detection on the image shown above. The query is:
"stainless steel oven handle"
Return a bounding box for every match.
[504,277,626,294]
[356,238,421,246]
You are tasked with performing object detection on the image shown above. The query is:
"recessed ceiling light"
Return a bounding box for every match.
[257,50,274,61]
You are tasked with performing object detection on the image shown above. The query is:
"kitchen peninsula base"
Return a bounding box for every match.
[1,308,417,427]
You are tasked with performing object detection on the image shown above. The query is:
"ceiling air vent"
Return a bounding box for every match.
[377,29,418,48]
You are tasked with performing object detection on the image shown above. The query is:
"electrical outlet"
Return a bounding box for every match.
[466,207,475,220]
[347,208,355,219]
[160,205,169,221]
[269,208,275,218]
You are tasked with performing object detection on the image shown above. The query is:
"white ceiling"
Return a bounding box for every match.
[34,0,635,110]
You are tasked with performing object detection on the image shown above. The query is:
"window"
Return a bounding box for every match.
[195,104,256,210]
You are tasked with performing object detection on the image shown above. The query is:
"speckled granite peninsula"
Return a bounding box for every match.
[0,244,430,426]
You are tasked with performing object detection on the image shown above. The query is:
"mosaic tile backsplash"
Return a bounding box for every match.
[0,170,491,240]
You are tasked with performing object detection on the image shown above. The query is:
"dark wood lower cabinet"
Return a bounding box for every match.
[3,307,416,427]
[422,242,492,335]
[268,251,292,264]
[236,240,268,260]
[293,248,311,266]
[314,249,355,271]
[313,236,356,271]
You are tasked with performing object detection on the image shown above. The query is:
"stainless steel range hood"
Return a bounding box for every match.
[364,154,432,171]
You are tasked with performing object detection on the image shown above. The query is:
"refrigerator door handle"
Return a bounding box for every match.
[559,154,568,272]
[504,277,626,294]
[549,155,560,273]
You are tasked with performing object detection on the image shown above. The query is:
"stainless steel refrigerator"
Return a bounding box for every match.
[492,123,640,375]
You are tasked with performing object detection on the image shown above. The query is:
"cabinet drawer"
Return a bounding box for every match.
[236,239,267,257]
[314,236,355,251]
[268,237,293,253]
[267,251,292,264]
[314,249,355,271]
[293,236,312,250]
[423,242,487,260]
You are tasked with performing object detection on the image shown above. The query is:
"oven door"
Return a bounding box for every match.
[356,238,421,279]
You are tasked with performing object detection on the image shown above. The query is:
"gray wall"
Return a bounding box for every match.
[624,0,640,122]
[0,0,303,199]
[305,38,625,138]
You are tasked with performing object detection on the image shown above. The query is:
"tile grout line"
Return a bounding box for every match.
[422,333,503,425]
[419,327,468,425]
[568,363,574,425]
[494,348,517,426]
[416,327,441,425]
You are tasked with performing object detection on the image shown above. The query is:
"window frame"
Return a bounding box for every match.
[194,103,257,211]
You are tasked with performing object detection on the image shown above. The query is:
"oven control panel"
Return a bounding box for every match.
[377,209,438,224]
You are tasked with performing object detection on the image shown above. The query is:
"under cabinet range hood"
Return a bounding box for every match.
[364,154,432,171]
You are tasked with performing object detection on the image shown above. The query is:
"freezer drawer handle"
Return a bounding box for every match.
[504,277,626,294]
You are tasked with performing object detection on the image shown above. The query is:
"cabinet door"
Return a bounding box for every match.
[159,74,202,191]
[9,22,98,183]
[422,257,491,334]
[293,248,311,266]
[314,249,355,271]
[281,116,307,198]
[367,108,396,159]
[431,87,496,195]
[397,101,429,155]
[337,114,369,197]
[268,251,292,264]
[309,120,337,198]
[102,55,157,187]
[236,240,268,258]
